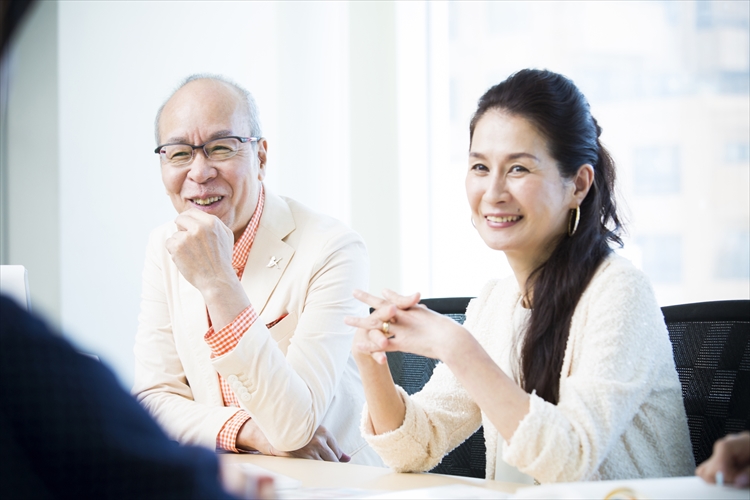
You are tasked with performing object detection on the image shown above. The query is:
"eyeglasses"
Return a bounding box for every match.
[154,136,259,166]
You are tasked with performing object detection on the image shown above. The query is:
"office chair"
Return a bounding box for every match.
[662,300,750,466]
[385,297,487,478]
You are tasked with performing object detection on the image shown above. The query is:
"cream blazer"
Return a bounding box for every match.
[133,189,382,466]
[362,253,695,481]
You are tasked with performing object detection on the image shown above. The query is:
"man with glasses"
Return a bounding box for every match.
[133,75,381,465]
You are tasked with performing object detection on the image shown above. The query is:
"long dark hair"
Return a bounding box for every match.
[469,69,622,404]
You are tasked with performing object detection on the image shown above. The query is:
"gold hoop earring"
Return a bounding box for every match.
[568,206,580,237]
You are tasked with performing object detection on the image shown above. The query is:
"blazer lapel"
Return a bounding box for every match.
[241,189,296,317]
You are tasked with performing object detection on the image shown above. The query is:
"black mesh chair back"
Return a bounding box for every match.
[662,300,750,466]
[385,297,487,478]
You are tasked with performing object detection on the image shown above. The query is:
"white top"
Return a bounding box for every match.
[362,253,695,482]
[495,300,534,485]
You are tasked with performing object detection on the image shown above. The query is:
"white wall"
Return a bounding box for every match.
[56,1,273,384]
[3,1,391,386]
[4,1,60,325]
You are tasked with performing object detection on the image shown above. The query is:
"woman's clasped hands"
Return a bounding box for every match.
[345,289,469,365]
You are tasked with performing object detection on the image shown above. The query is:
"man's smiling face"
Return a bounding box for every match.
[158,79,266,241]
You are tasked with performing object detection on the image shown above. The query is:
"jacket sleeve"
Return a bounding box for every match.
[133,227,240,449]
[360,306,483,472]
[502,260,679,483]
[211,229,369,451]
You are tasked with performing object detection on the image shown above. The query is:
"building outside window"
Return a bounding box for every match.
[397,0,749,305]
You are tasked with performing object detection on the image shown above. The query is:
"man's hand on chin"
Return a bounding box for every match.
[165,208,250,329]
[166,208,235,290]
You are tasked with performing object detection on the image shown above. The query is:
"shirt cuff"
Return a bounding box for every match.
[216,410,252,453]
[204,304,258,357]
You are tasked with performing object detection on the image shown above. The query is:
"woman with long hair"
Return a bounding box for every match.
[346,69,694,483]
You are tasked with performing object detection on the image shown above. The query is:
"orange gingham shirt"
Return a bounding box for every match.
[204,185,265,452]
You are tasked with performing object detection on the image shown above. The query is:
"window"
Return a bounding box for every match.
[398,0,749,304]
[716,231,750,280]
[633,146,681,196]
[639,235,683,284]
[724,142,750,164]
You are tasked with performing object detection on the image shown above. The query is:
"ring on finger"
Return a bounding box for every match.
[381,321,390,336]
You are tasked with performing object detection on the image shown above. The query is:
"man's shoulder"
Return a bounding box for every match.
[274,194,363,247]
[147,221,179,242]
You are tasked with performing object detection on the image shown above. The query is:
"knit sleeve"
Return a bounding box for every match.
[502,257,682,482]
[361,363,482,472]
[359,281,493,472]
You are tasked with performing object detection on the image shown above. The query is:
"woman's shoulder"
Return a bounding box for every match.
[589,251,653,293]
[578,251,661,323]
[465,275,519,323]
[472,275,517,304]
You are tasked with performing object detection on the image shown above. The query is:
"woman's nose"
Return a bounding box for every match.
[482,173,509,204]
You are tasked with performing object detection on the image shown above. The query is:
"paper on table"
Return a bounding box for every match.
[278,487,385,499]
[512,475,748,500]
[236,462,302,490]
[365,484,510,499]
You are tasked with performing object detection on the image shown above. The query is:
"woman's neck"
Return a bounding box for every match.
[505,251,546,309]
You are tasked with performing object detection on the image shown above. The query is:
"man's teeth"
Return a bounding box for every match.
[486,215,521,223]
[193,196,222,206]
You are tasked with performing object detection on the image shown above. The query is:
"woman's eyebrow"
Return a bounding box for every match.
[468,151,540,162]
[506,152,539,162]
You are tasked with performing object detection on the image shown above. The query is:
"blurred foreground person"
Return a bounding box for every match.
[0,296,270,499]
[697,431,750,488]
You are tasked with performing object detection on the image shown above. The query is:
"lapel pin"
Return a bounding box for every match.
[266,256,282,269]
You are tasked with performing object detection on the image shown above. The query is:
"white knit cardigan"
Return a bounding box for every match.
[361,254,695,482]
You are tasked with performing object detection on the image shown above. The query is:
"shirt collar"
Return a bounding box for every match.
[231,184,265,276]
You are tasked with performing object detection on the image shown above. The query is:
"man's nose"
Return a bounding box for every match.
[186,151,217,183]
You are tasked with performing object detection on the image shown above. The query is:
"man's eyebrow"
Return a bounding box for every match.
[163,130,236,145]
[207,130,236,141]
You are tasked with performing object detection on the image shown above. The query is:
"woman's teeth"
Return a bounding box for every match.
[486,215,521,223]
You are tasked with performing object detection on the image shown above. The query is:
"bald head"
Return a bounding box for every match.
[155,74,262,145]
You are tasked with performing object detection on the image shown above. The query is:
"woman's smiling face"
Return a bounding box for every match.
[466,109,577,269]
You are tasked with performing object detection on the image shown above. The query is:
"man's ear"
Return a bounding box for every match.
[571,164,594,207]
[257,138,268,181]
